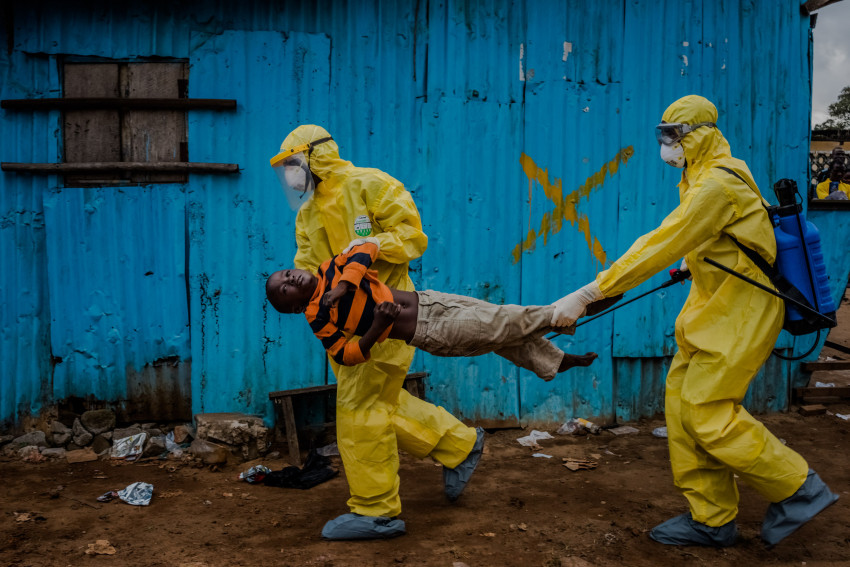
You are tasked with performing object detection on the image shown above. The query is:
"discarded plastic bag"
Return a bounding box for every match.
[317,442,339,457]
[117,482,153,506]
[556,418,601,435]
[238,465,272,483]
[652,427,668,438]
[516,430,554,448]
[111,432,147,461]
[97,491,119,503]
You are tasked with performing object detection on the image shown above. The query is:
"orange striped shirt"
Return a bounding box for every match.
[304,242,394,365]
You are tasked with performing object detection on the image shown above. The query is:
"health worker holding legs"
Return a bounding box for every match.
[551,95,838,548]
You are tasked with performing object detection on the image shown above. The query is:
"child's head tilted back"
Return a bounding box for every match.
[266,269,318,314]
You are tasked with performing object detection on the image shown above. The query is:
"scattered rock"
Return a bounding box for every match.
[142,436,167,458]
[41,448,67,460]
[173,424,192,444]
[91,434,111,455]
[85,540,116,556]
[189,438,229,465]
[19,445,45,463]
[113,426,142,441]
[195,413,269,461]
[80,409,116,435]
[51,421,72,446]
[72,419,93,447]
[12,430,48,449]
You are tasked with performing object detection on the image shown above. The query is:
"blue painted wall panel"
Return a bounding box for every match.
[2,0,846,429]
[187,30,331,417]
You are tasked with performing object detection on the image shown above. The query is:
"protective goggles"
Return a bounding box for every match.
[270,136,333,210]
[655,122,716,145]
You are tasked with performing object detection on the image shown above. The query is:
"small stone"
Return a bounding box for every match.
[12,430,48,448]
[91,434,111,455]
[142,436,167,458]
[173,424,192,444]
[189,438,229,465]
[113,426,142,441]
[80,409,116,435]
[72,419,93,447]
[42,448,67,459]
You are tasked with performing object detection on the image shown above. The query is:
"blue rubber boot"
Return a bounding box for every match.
[321,513,406,540]
[761,469,839,548]
[649,512,738,547]
[444,427,485,501]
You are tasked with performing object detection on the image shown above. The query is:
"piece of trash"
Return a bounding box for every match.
[652,427,668,438]
[836,413,850,421]
[480,532,496,537]
[19,446,45,463]
[14,512,33,522]
[117,482,153,506]
[608,425,639,436]
[96,491,119,503]
[563,457,598,471]
[516,430,554,448]
[316,442,339,457]
[164,431,184,457]
[556,418,601,435]
[111,432,147,461]
[238,465,272,483]
[532,453,553,458]
[262,450,338,490]
[815,381,835,388]
[85,540,116,556]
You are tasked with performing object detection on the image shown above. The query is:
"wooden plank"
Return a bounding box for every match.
[802,361,850,372]
[2,98,236,110]
[1,162,239,174]
[281,396,302,467]
[123,62,187,183]
[63,64,121,185]
[798,404,827,416]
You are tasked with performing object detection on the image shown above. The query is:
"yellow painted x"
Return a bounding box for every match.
[511,146,635,267]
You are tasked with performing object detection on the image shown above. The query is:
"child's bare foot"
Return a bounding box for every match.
[558,352,597,373]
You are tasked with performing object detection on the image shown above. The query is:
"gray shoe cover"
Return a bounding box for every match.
[761,469,839,547]
[321,513,406,540]
[649,512,738,547]
[444,427,486,501]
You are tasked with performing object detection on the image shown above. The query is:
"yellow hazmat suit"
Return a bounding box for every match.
[596,96,808,527]
[815,178,850,199]
[283,125,477,518]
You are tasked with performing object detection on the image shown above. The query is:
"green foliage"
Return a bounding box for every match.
[816,85,850,130]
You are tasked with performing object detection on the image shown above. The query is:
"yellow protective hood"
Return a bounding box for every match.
[662,95,732,178]
[280,125,352,183]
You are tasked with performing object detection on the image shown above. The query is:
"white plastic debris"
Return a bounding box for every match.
[111,432,147,461]
[532,453,553,458]
[317,442,339,457]
[117,482,153,506]
[516,430,554,447]
[835,413,850,421]
[652,427,668,438]
[815,381,836,388]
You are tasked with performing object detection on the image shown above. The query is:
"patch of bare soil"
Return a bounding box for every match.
[1,407,849,567]
[2,288,848,567]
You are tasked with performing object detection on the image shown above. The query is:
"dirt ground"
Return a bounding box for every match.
[3,292,849,567]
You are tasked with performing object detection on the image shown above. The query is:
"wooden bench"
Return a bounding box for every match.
[268,372,428,466]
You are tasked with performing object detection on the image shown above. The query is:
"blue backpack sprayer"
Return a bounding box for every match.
[550,174,836,361]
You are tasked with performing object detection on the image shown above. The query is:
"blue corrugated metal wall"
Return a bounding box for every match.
[2,0,845,429]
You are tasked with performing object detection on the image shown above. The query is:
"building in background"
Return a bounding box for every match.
[2,0,849,431]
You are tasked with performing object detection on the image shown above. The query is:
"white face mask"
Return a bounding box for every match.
[660,143,686,168]
[284,165,308,192]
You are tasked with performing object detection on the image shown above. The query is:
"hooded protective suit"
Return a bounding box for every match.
[596,96,808,527]
[282,125,477,518]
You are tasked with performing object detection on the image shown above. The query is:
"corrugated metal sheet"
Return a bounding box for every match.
[2,0,846,429]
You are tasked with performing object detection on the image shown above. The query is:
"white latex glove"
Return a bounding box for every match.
[551,280,604,328]
[680,258,693,280]
[342,236,380,254]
